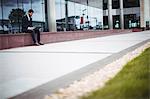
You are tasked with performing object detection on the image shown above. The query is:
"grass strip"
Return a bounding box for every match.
[82,47,150,99]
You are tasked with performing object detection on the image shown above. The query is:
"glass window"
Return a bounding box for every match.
[55,0,65,31]
[74,3,82,29]
[112,0,120,9]
[31,0,45,32]
[22,0,31,13]
[55,0,103,31]
[124,0,140,8]
[0,1,4,33]
[103,0,120,10]
[2,0,18,33]
[0,0,46,34]
[32,0,45,22]
[103,0,108,10]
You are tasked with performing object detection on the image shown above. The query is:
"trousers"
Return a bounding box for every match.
[27,29,40,43]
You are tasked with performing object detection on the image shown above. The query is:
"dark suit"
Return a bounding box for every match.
[22,15,40,44]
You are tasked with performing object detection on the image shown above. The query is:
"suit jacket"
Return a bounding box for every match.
[22,15,33,32]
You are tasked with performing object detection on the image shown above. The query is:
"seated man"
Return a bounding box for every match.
[22,9,44,46]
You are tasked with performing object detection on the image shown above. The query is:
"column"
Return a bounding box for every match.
[144,0,150,29]
[120,0,124,29]
[47,0,57,32]
[65,0,69,31]
[108,0,113,29]
[140,0,145,28]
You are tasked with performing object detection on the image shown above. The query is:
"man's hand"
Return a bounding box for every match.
[28,27,35,30]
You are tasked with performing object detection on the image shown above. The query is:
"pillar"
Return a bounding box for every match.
[140,0,145,28]
[143,0,150,29]
[47,0,57,32]
[108,0,113,29]
[65,0,69,31]
[120,0,124,29]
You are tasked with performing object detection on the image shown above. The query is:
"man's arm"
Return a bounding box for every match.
[22,16,28,32]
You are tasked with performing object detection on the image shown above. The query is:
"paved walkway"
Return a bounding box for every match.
[0,31,150,99]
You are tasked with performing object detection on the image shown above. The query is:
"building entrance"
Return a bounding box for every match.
[124,14,140,29]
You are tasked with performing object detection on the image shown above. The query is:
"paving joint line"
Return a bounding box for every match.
[0,51,115,54]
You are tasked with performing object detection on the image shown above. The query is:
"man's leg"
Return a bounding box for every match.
[35,29,40,43]
[31,30,37,44]
[27,30,37,44]
[35,29,44,45]
[26,30,39,46]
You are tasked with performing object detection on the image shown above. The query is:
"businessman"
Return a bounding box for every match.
[22,9,44,46]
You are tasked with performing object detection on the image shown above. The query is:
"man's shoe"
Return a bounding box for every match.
[38,42,44,45]
[33,43,40,46]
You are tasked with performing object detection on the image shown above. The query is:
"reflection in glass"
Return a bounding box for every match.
[55,0,103,31]
[0,0,4,33]
[0,0,46,34]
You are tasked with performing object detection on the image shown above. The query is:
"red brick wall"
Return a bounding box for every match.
[0,37,1,49]
[0,30,132,50]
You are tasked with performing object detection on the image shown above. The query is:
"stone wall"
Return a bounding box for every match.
[0,30,131,50]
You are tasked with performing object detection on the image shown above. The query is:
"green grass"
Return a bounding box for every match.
[82,47,150,99]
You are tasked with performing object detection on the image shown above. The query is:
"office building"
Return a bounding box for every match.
[0,0,149,33]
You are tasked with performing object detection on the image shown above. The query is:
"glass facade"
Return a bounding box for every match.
[103,0,140,29]
[0,0,143,34]
[103,0,140,10]
[0,0,46,34]
[55,0,103,31]
[123,0,140,8]
[0,0,103,34]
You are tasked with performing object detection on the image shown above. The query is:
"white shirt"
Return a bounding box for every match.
[26,14,35,30]
[27,14,31,21]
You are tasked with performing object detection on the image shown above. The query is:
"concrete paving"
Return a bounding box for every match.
[0,31,150,99]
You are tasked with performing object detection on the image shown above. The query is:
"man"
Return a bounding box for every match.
[22,9,44,46]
